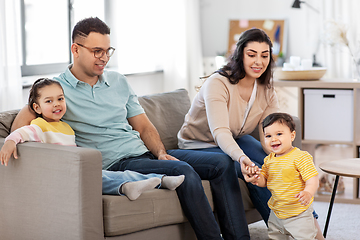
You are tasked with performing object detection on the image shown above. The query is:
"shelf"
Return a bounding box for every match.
[274,78,360,204]
[302,140,354,145]
[274,77,360,89]
[315,195,360,204]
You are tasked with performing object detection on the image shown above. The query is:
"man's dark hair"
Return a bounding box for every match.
[262,113,296,132]
[72,17,110,43]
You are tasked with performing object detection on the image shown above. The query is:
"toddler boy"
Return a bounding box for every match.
[245,112,319,239]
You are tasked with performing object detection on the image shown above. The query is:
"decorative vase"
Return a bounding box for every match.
[352,60,360,81]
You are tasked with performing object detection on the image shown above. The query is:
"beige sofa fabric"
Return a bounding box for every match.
[0,109,19,138]
[138,88,191,150]
[0,139,104,240]
[103,181,213,237]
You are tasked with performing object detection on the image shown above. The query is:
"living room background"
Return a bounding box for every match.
[1,0,359,112]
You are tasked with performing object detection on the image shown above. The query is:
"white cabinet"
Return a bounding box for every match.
[304,89,353,142]
[274,78,360,204]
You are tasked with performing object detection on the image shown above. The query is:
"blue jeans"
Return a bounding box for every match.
[196,135,271,223]
[108,151,250,240]
[102,170,164,195]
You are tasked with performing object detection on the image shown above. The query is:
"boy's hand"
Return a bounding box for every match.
[0,140,18,166]
[295,190,312,206]
[244,165,261,184]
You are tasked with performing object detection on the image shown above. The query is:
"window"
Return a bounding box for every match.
[109,1,167,74]
[20,0,70,76]
[20,0,104,76]
[20,0,167,76]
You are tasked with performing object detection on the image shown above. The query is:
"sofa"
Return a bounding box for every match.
[0,88,302,240]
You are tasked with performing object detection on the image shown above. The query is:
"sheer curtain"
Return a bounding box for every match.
[162,0,204,100]
[316,0,360,79]
[0,0,22,111]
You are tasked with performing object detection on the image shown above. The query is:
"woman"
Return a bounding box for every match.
[177,28,325,240]
[179,28,276,222]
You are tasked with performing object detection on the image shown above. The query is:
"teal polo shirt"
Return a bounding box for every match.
[55,66,149,169]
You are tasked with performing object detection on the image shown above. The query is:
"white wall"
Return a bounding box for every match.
[20,0,318,107]
[197,0,322,116]
[126,72,164,96]
[115,0,319,98]
[199,0,319,62]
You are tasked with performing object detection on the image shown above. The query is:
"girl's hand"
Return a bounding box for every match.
[0,140,18,166]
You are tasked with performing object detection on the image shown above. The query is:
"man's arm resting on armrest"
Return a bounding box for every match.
[11,105,36,132]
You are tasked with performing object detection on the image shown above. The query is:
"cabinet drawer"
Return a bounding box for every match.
[304,89,353,141]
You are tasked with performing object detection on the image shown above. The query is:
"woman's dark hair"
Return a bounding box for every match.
[72,17,110,43]
[216,28,275,88]
[262,113,296,133]
[28,78,63,117]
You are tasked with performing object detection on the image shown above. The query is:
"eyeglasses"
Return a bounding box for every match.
[75,43,115,58]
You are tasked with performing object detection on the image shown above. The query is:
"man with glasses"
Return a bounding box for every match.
[12,17,250,240]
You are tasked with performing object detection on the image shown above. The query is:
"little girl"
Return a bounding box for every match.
[0,78,184,200]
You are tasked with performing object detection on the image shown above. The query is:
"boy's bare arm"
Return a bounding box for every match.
[295,175,319,206]
[304,175,319,196]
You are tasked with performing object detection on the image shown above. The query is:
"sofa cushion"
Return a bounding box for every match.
[138,89,191,150]
[0,109,19,138]
[103,180,213,237]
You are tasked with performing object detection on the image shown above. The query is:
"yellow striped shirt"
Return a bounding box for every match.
[261,147,318,219]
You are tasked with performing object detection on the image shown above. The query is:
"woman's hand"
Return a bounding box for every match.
[239,155,255,175]
[239,155,261,182]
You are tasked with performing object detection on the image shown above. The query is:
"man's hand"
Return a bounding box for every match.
[0,140,18,166]
[158,153,179,161]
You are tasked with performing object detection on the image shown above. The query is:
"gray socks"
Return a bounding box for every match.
[161,175,185,190]
[121,177,161,201]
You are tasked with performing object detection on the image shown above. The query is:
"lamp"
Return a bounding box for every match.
[292,0,301,8]
[292,0,319,13]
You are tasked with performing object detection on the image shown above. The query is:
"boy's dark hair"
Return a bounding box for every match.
[72,17,110,43]
[216,28,274,88]
[28,78,63,118]
[262,113,296,132]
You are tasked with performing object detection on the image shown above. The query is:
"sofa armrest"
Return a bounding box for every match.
[0,139,104,240]
[250,115,302,149]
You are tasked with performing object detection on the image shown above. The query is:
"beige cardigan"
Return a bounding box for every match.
[178,73,279,161]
